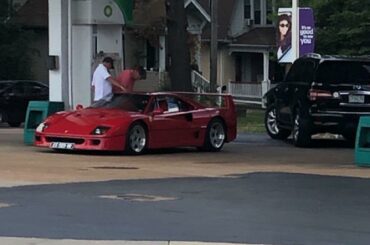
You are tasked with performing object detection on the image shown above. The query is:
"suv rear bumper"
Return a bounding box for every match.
[310,110,369,131]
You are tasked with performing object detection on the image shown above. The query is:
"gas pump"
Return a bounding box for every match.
[49,0,129,108]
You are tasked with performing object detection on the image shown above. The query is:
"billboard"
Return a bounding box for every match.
[299,8,315,57]
[277,8,293,63]
[277,8,315,63]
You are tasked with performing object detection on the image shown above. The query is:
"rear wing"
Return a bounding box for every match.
[175,92,235,110]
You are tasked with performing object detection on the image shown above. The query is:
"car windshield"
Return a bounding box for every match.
[316,61,370,84]
[90,93,150,112]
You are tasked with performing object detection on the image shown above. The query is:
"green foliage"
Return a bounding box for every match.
[0,23,35,79]
[0,1,9,22]
[313,0,370,55]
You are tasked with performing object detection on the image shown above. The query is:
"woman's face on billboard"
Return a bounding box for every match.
[279,20,289,36]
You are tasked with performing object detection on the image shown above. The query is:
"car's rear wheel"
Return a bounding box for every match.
[201,118,226,152]
[125,122,147,155]
[264,106,291,140]
[292,108,312,147]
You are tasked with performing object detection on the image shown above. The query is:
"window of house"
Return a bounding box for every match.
[254,0,261,25]
[244,0,251,19]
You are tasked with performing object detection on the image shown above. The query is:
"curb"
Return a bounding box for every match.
[0,238,265,245]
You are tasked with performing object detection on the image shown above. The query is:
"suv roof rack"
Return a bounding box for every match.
[302,53,322,59]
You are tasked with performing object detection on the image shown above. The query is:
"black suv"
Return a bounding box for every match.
[263,54,370,147]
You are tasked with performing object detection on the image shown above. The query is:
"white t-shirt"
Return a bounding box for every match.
[91,64,112,101]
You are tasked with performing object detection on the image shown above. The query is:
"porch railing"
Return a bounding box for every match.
[191,70,210,93]
[227,81,263,105]
[191,71,271,106]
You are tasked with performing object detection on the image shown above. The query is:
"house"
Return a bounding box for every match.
[196,0,276,104]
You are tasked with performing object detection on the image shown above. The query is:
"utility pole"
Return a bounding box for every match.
[210,0,218,92]
[292,0,299,60]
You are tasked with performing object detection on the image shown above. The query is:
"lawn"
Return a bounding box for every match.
[237,108,266,133]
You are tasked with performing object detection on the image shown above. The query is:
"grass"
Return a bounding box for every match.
[237,108,266,133]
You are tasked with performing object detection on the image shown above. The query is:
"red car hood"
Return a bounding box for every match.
[43,108,143,136]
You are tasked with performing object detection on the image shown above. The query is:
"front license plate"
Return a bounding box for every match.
[50,142,74,150]
[349,95,365,103]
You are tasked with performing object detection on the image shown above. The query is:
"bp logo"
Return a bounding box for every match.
[104,5,113,17]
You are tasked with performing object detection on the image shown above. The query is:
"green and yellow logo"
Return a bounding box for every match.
[104,5,113,17]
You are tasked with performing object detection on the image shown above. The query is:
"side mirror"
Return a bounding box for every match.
[76,104,83,110]
[152,108,164,116]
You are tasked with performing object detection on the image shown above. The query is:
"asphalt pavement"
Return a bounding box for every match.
[1,125,370,244]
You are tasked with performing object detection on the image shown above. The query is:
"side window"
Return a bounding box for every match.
[301,61,316,84]
[167,96,194,112]
[285,61,305,82]
[27,84,44,94]
[9,84,24,95]
[167,97,180,112]
[153,96,194,113]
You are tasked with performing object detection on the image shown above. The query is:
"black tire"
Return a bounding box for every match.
[264,106,291,140]
[125,122,147,155]
[8,121,21,127]
[201,118,226,152]
[292,108,312,147]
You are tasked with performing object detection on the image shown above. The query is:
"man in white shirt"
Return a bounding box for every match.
[91,57,125,101]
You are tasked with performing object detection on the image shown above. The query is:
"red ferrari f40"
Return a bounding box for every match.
[34,92,237,154]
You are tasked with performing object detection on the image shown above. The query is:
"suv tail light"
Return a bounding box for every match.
[308,89,332,101]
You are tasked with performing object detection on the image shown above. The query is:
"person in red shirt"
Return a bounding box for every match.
[114,66,146,92]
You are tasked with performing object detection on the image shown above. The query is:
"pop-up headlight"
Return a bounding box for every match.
[36,122,48,133]
[91,126,111,135]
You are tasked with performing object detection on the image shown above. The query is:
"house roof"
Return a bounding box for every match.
[185,0,211,22]
[233,27,276,46]
[11,0,48,28]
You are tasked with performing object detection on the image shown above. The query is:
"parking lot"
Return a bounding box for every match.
[1,126,370,244]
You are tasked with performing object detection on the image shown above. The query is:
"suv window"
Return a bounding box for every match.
[316,61,370,84]
[285,60,316,83]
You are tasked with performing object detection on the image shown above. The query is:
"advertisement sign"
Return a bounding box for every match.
[299,8,315,56]
[277,8,293,63]
[277,7,315,63]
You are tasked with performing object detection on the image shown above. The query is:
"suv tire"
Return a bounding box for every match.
[265,106,291,140]
[292,108,312,147]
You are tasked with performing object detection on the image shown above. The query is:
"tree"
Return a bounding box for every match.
[0,2,34,80]
[166,0,192,91]
[313,0,370,55]
[0,0,9,22]
[0,23,34,80]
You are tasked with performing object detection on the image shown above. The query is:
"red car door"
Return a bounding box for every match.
[148,96,196,148]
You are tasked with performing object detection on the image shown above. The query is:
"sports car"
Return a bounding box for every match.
[34,92,237,154]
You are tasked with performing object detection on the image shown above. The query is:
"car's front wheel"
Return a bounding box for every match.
[125,122,147,155]
[201,118,226,152]
[292,108,312,147]
[264,106,291,140]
